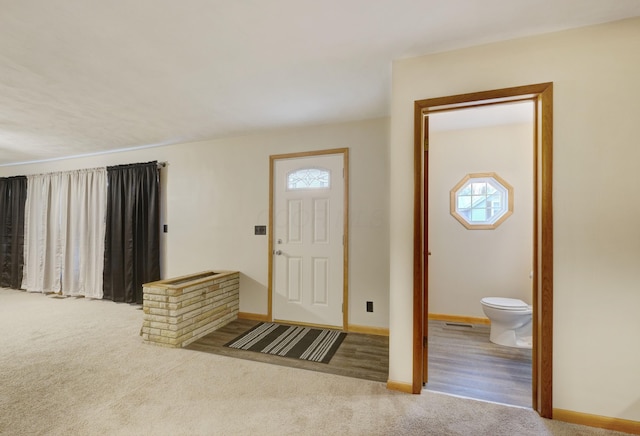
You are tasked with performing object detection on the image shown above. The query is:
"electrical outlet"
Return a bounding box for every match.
[366,301,373,312]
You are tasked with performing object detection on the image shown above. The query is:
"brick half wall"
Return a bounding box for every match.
[141,271,239,348]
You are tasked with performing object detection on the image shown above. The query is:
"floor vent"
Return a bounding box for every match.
[444,322,474,329]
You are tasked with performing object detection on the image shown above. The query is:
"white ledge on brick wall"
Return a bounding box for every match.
[141,270,239,348]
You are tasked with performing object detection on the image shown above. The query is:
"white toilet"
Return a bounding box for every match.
[480,297,533,349]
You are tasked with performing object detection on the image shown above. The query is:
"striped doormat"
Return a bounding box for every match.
[224,322,346,364]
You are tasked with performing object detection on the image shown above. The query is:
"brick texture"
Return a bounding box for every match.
[141,271,239,348]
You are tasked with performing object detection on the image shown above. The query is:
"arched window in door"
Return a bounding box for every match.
[287,167,330,190]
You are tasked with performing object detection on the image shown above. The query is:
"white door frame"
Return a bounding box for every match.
[268,148,349,330]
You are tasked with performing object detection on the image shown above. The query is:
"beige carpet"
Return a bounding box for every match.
[0,288,627,436]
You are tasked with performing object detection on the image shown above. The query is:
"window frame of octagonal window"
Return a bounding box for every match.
[450,172,514,230]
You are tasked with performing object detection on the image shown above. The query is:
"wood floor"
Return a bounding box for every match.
[426,320,532,408]
[186,318,389,382]
[186,318,531,408]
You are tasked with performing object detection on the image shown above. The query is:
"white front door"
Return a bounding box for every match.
[272,152,345,328]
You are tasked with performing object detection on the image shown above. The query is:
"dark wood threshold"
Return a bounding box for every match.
[185,318,389,383]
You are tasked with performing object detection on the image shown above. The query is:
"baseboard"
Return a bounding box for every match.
[386,380,414,394]
[428,313,490,325]
[237,312,270,322]
[553,408,640,435]
[347,324,389,336]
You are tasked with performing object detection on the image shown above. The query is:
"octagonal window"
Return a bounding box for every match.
[450,172,513,229]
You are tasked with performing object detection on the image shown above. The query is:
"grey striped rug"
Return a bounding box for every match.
[224,322,346,364]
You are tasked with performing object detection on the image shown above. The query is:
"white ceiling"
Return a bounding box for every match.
[1,1,639,166]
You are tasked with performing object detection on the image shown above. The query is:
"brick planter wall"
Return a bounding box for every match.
[141,271,239,348]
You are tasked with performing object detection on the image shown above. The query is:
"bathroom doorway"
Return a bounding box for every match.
[426,100,534,407]
[412,83,553,418]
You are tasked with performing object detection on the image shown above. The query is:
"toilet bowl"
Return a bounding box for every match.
[480,297,532,349]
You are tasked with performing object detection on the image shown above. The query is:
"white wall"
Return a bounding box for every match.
[0,118,391,329]
[390,17,640,421]
[428,121,534,318]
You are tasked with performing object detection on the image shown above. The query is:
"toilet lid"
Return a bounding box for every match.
[481,297,530,310]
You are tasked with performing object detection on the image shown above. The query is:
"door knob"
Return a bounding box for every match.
[274,250,283,256]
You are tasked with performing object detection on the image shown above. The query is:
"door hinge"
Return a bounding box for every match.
[423,336,428,348]
[424,138,429,151]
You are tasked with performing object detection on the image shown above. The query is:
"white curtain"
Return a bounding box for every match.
[22,173,66,293]
[22,168,107,298]
[63,169,107,298]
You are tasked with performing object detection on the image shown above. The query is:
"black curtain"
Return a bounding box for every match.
[103,162,160,303]
[0,176,27,289]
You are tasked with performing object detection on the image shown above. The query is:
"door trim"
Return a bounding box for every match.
[268,148,349,330]
[412,83,553,418]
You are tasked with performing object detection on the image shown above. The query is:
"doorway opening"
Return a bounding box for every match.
[412,83,553,418]
[426,100,534,408]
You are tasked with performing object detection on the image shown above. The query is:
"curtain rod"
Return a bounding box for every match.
[7,161,168,178]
